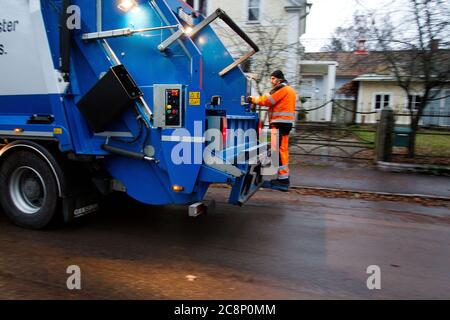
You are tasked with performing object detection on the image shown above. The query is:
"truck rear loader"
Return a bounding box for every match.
[0,0,271,229]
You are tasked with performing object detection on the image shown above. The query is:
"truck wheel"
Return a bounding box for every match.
[0,150,59,229]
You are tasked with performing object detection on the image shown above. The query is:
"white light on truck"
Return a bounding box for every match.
[117,0,138,12]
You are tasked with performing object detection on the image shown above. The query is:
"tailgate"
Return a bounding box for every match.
[212,141,270,205]
[205,115,270,205]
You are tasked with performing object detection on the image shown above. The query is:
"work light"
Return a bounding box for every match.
[117,0,138,12]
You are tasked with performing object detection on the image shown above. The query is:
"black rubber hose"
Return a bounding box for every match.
[101,144,145,161]
[60,0,71,77]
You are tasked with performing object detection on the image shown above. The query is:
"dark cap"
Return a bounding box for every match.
[270,70,285,80]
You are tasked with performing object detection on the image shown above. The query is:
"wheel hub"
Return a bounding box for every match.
[9,166,47,214]
[23,175,42,200]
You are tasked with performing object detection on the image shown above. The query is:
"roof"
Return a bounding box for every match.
[302,50,450,78]
[302,52,388,77]
[285,0,310,12]
[286,0,308,6]
[353,74,396,81]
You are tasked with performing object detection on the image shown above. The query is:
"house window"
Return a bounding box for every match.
[248,0,261,22]
[198,0,207,14]
[407,94,422,110]
[300,79,316,98]
[184,0,207,14]
[373,94,391,110]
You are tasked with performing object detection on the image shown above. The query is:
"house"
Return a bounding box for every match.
[353,76,450,126]
[184,0,312,94]
[299,51,450,126]
[299,51,384,122]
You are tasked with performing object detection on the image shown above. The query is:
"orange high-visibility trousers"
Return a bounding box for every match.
[271,124,291,180]
[278,134,290,179]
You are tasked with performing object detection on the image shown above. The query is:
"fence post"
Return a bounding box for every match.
[375,108,394,162]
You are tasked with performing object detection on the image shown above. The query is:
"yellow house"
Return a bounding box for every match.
[354,74,450,126]
[300,51,450,126]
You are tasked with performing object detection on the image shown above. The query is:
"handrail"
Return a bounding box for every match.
[158,8,260,77]
[82,25,179,41]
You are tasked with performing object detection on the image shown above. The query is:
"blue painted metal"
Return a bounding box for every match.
[0,0,264,206]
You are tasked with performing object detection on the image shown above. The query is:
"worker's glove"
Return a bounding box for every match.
[246,96,254,104]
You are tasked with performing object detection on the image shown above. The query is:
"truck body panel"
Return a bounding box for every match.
[0,0,269,209]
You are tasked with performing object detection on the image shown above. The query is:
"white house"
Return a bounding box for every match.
[184,0,312,95]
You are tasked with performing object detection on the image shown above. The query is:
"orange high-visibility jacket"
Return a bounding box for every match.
[251,83,297,124]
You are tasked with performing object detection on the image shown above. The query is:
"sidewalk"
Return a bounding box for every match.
[290,164,450,198]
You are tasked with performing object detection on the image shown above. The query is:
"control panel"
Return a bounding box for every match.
[153,84,184,128]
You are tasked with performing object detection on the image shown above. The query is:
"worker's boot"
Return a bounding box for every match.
[269,178,290,192]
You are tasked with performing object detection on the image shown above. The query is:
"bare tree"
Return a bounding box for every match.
[212,17,301,95]
[370,0,450,157]
[322,12,376,52]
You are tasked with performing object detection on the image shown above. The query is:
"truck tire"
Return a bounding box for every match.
[0,150,59,229]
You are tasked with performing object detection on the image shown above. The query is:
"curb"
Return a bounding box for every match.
[377,161,450,176]
[289,185,450,201]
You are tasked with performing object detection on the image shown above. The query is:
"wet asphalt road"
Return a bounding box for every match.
[0,187,449,300]
[290,164,450,198]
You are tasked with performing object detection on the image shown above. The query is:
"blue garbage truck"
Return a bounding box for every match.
[0,0,270,229]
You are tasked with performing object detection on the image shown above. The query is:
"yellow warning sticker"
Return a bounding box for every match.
[189,92,201,106]
[53,128,63,135]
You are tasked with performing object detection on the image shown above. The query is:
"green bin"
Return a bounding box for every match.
[393,126,412,147]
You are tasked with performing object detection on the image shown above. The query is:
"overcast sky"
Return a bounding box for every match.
[301,0,408,52]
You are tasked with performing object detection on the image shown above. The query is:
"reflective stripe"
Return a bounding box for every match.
[271,112,296,117]
[95,131,133,138]
[278,173,289,179]
[265,93,276,105]
[0,130,54,137]
[270,119,295,124]
[279,165,289,171]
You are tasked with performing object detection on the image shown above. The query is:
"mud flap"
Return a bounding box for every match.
[63,194,100,223]
[62,191,100,223]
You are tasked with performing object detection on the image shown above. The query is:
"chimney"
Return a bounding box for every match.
[354,38,369,55]
[429,39,440,51]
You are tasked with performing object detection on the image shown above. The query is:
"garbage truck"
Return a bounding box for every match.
[0,0,271,229]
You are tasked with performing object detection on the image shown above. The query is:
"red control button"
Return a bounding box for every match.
[171,90,179,96]
[172,109,177,115]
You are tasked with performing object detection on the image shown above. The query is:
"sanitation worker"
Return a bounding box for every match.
[247,70,297,191]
